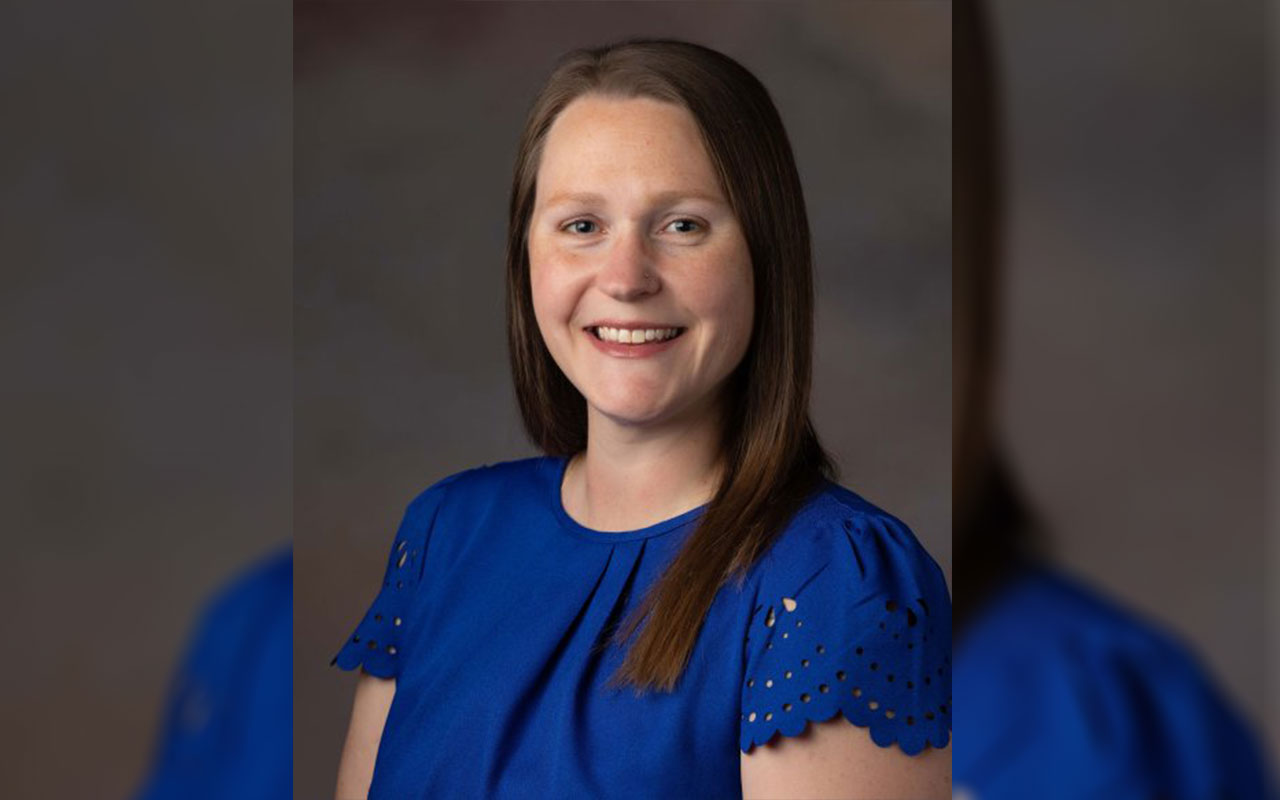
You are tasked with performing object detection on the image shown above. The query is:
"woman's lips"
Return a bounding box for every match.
[583,326,686,358]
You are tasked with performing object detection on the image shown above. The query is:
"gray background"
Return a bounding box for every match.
[294,2,950,796]
[0,1,290,797]
[989,0,1275,762]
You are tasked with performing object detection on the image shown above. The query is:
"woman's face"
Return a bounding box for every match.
[528,94,754,429]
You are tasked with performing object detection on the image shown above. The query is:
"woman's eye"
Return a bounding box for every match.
[564,219,598,235]
[664,218,702,234]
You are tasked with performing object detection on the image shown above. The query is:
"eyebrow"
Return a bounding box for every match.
[537,189,728,210]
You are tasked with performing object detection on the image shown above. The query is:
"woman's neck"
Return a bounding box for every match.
[562,402,725,532]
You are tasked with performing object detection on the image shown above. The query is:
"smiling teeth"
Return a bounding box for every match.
[593,326,681,344]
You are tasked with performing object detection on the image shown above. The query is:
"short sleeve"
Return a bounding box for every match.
[739,504,952,755]
[330,478,454,678]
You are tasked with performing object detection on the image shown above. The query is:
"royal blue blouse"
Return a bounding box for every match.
[954,565,1275,799]
[138,547,292,800]
[332,456,951,798]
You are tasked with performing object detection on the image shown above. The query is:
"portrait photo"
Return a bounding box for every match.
[293,3,950,797]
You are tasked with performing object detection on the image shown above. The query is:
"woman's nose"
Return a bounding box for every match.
[595,227,659,301]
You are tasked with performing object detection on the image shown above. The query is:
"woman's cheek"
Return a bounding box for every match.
[695,253,753,331]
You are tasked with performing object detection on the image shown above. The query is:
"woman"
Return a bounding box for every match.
[332,39,951,799]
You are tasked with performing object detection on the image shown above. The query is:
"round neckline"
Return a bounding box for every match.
[548,455,708,543]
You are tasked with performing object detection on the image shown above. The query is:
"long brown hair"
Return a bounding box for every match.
[505,39,836,693]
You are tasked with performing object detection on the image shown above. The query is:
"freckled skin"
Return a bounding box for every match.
[527,95,755,428]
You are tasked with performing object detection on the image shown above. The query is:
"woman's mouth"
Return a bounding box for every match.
[587,325,685,344]
[582,325,687,358]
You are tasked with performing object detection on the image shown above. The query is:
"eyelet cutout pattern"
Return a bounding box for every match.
[740,585,952,756]
[330,474,461,677]
[331,535,424,678]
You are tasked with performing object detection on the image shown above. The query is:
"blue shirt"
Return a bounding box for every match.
[137,547,292,800]
[332,456,951,798]
[954,565,1275,799]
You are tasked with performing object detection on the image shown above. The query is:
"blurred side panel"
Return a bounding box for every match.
[1270,0,1280,770]
[0,0,291,796]
[990,0,1274,769]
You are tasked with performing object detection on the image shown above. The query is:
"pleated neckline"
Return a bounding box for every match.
[547,455,708,543]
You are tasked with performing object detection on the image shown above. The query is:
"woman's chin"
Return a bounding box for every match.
[588,395,677,428]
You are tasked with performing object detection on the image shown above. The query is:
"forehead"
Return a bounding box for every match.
[535,94,724,203]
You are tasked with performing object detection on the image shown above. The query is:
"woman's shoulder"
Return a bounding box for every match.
[961,565,1258,720]
[771,480,927,548]
[401,455,556,511]
[748,481,948,600]
[738,481,952,755]
[955,565,1275,797]
[960,565,1222,672]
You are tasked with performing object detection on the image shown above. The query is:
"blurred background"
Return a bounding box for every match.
[989,0,1274,764]
[955,0,1275,796]
[295,3,950,797]
[0,1,289,798]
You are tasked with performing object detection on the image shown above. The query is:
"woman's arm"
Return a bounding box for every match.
[740,717,951,800]
[334,671,396,800]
